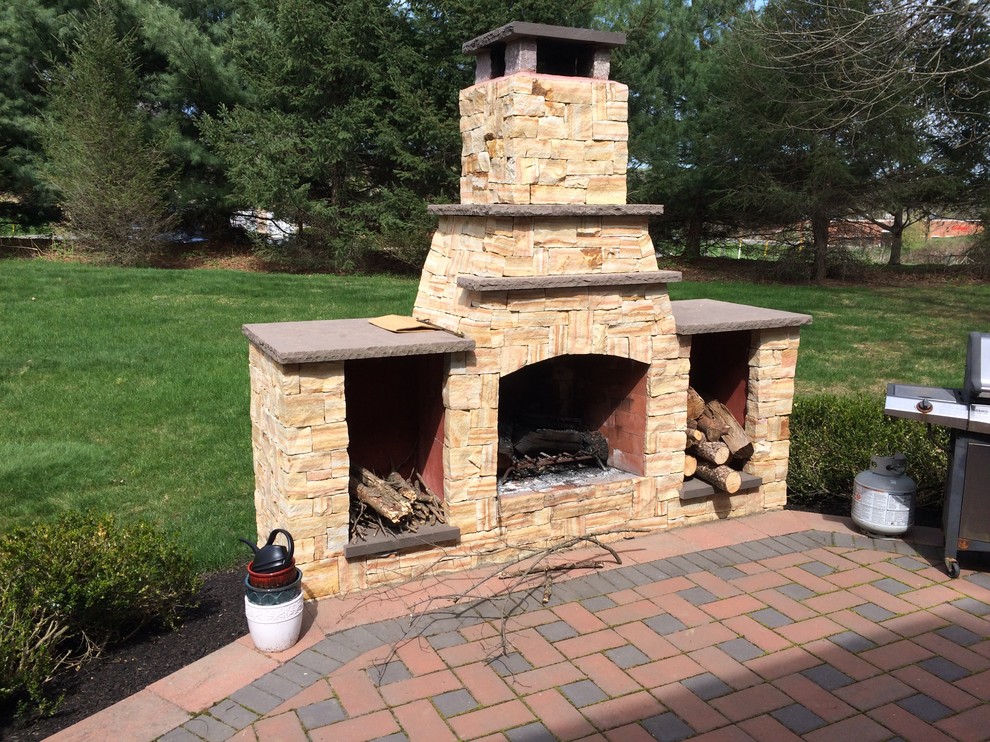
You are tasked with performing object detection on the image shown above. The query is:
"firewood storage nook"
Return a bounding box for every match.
[243,22,812,598]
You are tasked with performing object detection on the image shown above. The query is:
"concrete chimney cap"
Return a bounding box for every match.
[462,22,626,56]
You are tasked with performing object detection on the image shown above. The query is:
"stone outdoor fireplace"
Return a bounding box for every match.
[243,22,811,598]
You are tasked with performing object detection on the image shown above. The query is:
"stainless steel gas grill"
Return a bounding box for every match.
[885,331,990,577]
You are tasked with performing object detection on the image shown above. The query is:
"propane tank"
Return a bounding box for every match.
[851,454,916,536]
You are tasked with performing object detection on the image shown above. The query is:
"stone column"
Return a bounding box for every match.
[247,345,350,596]
[746,328,801,510]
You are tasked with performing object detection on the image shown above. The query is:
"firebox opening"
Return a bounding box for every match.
[497,354,648,487]
[344,354,445,501]
[688,331,750,426]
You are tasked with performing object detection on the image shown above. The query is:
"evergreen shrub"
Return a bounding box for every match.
[771,244,878,281]
[788,393,949,510]
[0,582,70,718]
[0,512,201,717]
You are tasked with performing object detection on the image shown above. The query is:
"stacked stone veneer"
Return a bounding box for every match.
[411,213,686,546]
[244,23,808,599]
[248,346,350,597]
[245,315,802,598]
[459,76,628,205]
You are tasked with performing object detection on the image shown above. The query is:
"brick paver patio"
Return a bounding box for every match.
[51,512,990,741]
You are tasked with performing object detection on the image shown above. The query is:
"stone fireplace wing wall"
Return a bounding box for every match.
[671,300,810,524]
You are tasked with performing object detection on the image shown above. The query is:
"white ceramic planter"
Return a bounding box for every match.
[244,592,304,652]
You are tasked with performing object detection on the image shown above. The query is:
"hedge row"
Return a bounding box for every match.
[788,393,949,509]
[0,512,200,718]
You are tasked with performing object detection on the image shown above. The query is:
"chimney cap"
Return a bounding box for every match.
[463,22,626,56]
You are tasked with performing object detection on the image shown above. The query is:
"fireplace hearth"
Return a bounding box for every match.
[242,23,812,598]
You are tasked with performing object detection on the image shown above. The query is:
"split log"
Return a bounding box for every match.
[351,469,413,523]
[386,472,417,503]
[687,387,706,420]
[693,461,742,494]
[705,400,755,460]
[683,454,698,478]
[351,479,411,523]
[696,413,729,442]
[685,426,705,447]
[350,468,448,541]
[690,440,730,466]
[414,473,447,523]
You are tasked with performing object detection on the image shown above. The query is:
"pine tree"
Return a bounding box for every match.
[0,0,90,228]
[712,0,990,279]
[598,0,746,258]
[202,0,596,272]
[1,0,241,236]
[43,4,177,264]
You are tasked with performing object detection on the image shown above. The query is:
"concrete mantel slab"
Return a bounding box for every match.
[457,271,682,292]
[671,299,812,335]
[243,318,475,365]
[427,204,664,218]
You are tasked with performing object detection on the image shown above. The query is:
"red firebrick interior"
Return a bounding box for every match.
[344,355,446,498]
[498,354,648,477]
[688,331,750,425]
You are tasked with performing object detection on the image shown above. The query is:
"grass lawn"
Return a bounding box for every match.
[668,280,990,395]
[2,259,988,570]
[1,260,416,569]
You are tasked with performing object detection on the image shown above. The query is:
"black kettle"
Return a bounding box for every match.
[240,528,294,573]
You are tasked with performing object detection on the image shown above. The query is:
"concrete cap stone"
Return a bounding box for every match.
[243,318,474,365]
[671,299,812,335]
[463,22,626,56]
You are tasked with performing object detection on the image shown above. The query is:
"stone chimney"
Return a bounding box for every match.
[458,22,629,206]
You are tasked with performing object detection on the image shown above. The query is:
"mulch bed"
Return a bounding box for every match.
[1,569,248,741]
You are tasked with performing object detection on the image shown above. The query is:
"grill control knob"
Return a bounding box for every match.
[916,398,933,413]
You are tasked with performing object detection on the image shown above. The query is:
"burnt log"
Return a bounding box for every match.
[514,429,585,456]
[584,431,609,462]
[513,429,608,461]
[693,461,742,494]
[503,451,598,480]
[497,434,515,473]
[690,440,730,466]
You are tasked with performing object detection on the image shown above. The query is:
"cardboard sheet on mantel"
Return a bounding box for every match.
[369,315,436,333]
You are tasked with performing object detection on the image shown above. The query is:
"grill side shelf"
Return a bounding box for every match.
[884,383,969,431]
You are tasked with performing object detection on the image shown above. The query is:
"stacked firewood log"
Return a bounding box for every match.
[684,387,754,494]
[349,468,447,542]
